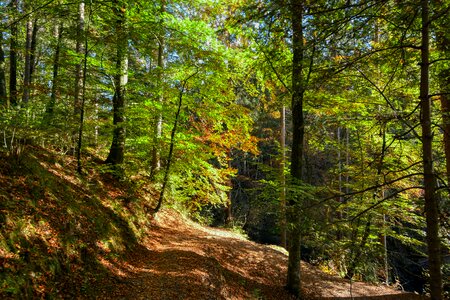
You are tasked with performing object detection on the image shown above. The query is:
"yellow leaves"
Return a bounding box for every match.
[333,55,347,62]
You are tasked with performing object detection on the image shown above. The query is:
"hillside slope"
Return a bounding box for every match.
[0,146,426,299]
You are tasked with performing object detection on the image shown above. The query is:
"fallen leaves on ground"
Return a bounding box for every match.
[96,209,422,300]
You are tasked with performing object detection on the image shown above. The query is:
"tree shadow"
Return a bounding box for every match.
[0,147,141,298]
[99,245,295,300]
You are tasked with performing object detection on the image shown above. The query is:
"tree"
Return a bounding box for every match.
[73,1,84,116]
[420,0,443,298]
[22,4,38,104]
[150,0,165,178]
[0,32,7,106]
[46,22,63,116]
[105,0,128,167]
[286,0,304,297]
[9,0,18,107]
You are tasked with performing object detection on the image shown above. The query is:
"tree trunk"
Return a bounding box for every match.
[29,19,38,82]
[150,0,165,178]
[76,10,89,174]
[22,16,33,104]
[74,1,85,116]
[345,219,371,280]
[420,1,443,299]
[105,0,128,167]
[436,4,450,186]
[280,104,287,249]
[47,23,63,116]
[0,32,7,106]
[441,82,450,183]
[152,69,198,214]
[9,0,18,107]
[225,149,233,224]
[286,0,304,298]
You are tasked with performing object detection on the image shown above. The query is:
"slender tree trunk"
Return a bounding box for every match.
[9,0,18,107]
[22,16,32,104]
[152,69,198,213]
[382,211,389,284]
[436,4,450,186]
[286,0,304,297]
[0,32,7,106]
[345,219,371,279]
[441,84,450,184]
[22,16,38,104]
[420,1,443,299]
[74,1,85,116]
[76,15,89,174]
[225,149,233,224]
[280,104,287,249]
[29,19,38,81]
[47,23,63,116]
[150,0,165,178]
[105,0,128,167]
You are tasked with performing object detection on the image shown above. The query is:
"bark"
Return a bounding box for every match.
[74,1,85,116]
[280,105,287,249]
[9,0,18,107]
[436,3,450,186]
[286,0,304,298]
[420,1,443,299]
[29,19,38,80]
[150,0,165,178]
[0,32,7,106]
[47,23,63,116]
[105,0,128,167]
[441,84,450,184]
[225,149,233,224]
[22,17,33,104]
[22,16,37,103]
[76,17,89,174]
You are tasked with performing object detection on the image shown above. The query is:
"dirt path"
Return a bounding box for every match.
[95,210,423,299]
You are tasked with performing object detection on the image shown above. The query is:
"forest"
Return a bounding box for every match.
[0,0,449,299]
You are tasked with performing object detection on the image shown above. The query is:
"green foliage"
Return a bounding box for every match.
[0,0,448,295]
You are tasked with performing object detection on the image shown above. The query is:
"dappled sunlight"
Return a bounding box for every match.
[0,147,430,299]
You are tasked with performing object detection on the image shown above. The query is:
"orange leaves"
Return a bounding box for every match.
[189,111,259,158]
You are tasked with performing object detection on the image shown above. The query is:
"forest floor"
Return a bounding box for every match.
[95,209,425,300]
[0,146,428,299]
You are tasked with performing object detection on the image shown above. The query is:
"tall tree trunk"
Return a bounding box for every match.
[225,149,233,224]
[105,0,128,167]
[436,3,450,186]
[420,1,443,299]
[286,0,304,298]
[22,16,37,104]
[441,80,450,183]
[74,1,85,116]
[76,8,89,174]
[47,23,63,116]
[150,0,165,178]
[152,69,198,214]
[9,0,18,107]
[0,32,7,106]
[29,19,38,82]
[280,104,287,249]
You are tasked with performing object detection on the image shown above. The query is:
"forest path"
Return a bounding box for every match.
[95,209,423,300]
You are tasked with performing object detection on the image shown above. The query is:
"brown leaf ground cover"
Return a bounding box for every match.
[96,209,426,300]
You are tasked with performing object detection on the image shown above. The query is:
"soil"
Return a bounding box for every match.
[95,209,425,300]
